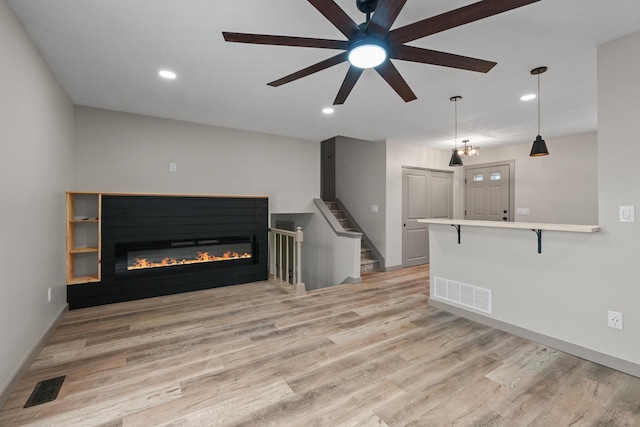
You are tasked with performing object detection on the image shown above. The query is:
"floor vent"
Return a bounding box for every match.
[434,277,492,314]
[24,376,65,408]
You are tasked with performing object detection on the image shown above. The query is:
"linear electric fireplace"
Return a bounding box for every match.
[115,236,255,278]
[67,194,268,309]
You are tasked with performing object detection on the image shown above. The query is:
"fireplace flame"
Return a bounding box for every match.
[128,251,251,270]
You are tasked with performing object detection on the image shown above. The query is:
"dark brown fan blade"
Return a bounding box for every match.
[391,45,496,73]
[366,0,408,39]
[223,32,349,50]
[375,60,417,102]
[389,0,541,45]
[308,0,364,39]
[268,52,349,87]
[333,66,364,105]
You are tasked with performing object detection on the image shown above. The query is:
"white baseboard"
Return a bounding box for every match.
[429,299,640,379]
[0,304,68,409]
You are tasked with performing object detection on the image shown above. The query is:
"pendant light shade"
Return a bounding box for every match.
[449,149,463,166]
[449,96,463,167]
[530,135,549,156]
[530,66,549,157]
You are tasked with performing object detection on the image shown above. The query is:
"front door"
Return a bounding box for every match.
[465,164,511,221]
[402,168,453,266]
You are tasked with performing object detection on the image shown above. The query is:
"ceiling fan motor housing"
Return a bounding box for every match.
[356,0,379,14]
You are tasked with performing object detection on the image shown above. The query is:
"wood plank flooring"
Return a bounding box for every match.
[2,265,640,426]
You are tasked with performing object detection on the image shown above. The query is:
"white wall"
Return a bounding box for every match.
[462,132,598,225]
[73,107,320,215]
[303,204,361,290]
[335,136,386,260]
[428,31,640,375]
[382,132,599,269]
[0,1,74,398]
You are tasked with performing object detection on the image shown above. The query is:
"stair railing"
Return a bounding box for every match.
[268,227,305,295]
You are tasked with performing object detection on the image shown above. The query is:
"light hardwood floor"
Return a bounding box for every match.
[1,265,639,426]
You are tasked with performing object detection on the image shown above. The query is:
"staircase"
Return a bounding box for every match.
[324,201,379,273]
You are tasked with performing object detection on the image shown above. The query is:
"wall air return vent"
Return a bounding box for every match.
[433,277,492,314]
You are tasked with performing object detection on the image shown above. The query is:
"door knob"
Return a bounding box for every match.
[503,210,507,214]
[502,217,508,221]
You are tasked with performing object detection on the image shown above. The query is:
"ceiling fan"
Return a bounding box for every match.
[223,0,541,105]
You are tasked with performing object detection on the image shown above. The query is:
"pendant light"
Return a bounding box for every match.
[449,96,463,167]
[459,139,480,157]
[530,66,549,156]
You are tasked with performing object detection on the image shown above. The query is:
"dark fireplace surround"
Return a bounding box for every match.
[67,195,268,309]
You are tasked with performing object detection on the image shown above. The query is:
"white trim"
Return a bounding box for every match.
[0,304,68,408]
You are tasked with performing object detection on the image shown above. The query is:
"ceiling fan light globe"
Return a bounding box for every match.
[348,43,387,69]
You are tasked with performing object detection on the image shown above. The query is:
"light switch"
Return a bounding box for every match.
[371,205,379,213]
[619,206,635,223]
[516,208,530,215]
[169,162,177,172]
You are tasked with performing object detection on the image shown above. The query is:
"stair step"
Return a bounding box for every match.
[360,258,379,273]
[325,201,337,209]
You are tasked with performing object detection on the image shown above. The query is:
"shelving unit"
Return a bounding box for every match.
[66,192,102,284]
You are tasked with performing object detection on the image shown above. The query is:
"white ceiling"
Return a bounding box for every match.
[7,0,640,149]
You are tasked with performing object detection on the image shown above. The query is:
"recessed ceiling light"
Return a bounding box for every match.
[159,70,177,79]
[322,107,335,115]
[520,94,536,101]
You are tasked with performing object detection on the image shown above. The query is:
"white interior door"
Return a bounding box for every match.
[403,168,453,266]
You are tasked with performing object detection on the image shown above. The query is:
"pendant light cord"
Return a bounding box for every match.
[537,73,541,135]
[454,98,458,150]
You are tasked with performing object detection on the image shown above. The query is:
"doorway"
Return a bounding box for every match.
[464,160,515,221]
[402,167,453,266]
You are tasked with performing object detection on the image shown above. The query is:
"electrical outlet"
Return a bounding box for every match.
[607,310,623,330]
[169,162,177,172]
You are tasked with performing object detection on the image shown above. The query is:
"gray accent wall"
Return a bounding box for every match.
[335,136,387,259]
[0,1,74,398]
